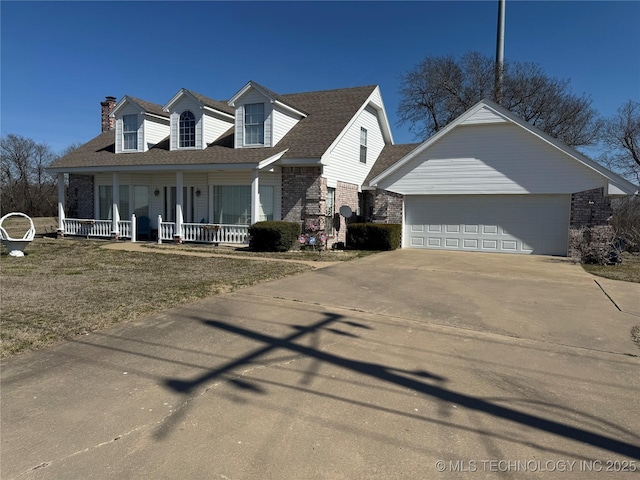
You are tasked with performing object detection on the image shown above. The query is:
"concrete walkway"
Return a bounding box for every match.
[102,241,342,269]
[2,249,639,479]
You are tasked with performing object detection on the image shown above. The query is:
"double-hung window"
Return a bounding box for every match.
[360,127,367,164]
[123,115,138,150]
[179,111,196,148]
[244,103,265,145]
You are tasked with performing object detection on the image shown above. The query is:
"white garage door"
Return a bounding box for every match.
[405,195,570,255]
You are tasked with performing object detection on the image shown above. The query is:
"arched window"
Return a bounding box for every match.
[179,111,196,148]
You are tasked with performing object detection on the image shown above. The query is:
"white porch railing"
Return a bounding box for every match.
[158,216,249,244]
[62,215,248,244]
[63,218,133,239]
[119,220,132,238]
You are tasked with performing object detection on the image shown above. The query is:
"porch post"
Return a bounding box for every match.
[175,171,184,243]
[251,168,259,225]
[208,184,214,224]
[111,172,120,239]
[131,213,137,243]
[57,173,65,236]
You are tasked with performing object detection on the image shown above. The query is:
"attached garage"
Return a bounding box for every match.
[370,99,637,256]
[404,194,570,255]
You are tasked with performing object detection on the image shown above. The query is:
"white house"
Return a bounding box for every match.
[49,81,397,246]
[50,88,636,256]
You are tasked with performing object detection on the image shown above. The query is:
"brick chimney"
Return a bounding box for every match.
[100,96,117,132]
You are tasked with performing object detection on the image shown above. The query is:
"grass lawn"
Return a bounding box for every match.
[581,252,640,283]
[0,237,316,358]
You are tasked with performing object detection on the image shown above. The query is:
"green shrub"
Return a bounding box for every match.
[347,223,402,250]
[248,221,301,252]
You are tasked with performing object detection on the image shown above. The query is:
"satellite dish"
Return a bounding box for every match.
[339,205,353,218]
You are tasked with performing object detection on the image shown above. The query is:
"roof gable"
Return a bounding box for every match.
[371,99,638,195]
[111,96,168,118]
[228,81,308,117]
[163,88,234,118]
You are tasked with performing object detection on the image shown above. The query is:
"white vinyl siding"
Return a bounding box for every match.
[115,103,143,153]
[143,117,170,150]
[323,105,385,187]
[272,106,302,145]
[115,104,169,153]
[169,97,203,150]
[378,123,606,195]
[234,90,272,148]
[404,194,570,256]
[460,105,509,125]
[203,111,234,145]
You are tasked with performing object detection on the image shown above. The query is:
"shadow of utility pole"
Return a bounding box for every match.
[161,312,640,459]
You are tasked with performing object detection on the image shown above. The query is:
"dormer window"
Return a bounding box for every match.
[179,111,196,148]
[244,103,264,145]
[123,114,138,150]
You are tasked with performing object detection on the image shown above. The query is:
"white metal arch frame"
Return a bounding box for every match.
[0,212,36,257]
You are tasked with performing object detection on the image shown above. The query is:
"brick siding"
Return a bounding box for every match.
[372,189,403,224]
[101,96,116,132]
[569,187,613,258]
[67,174,94,219]
[332,181,359,246]
[281,166,326,231]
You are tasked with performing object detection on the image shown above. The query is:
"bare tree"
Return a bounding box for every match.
[599,100,640,184]
[1,134,58,216]
[397,51,601,148]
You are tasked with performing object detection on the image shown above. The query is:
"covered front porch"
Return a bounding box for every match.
[55,166,281,245]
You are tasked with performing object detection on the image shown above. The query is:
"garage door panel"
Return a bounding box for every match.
[405,195,570,255]
[427,238,441,247]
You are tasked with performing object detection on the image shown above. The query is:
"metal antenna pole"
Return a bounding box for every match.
[495,0,506,104]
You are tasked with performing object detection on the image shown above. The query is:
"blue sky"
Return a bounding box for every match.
[1,1,639,154]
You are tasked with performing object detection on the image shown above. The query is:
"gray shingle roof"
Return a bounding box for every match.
[126,96,169,118]
[246,80,309,116]
[364,143,421,186]
[186,90,235,116]
[50,84,379,170]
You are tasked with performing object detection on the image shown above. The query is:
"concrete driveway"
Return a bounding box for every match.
[2,249,639,479]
